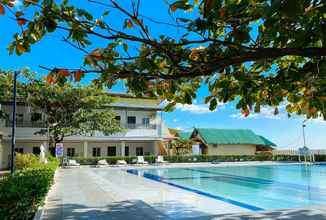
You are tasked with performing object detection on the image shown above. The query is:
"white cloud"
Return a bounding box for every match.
[176,103,212,114]
[230,104,326,124]
[175,102,225,114]
[230,105,287,120]
[161,99,225,114]
[307,117,326,125]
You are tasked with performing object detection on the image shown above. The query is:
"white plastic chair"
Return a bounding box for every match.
[68,159,80,166]
[156,155,168,164]
[136,156,148,164]
[116,160,127,165]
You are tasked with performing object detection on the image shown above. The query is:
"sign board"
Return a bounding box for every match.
[192,144,200,155]
[299,146,310,156]
[55,143,64,157]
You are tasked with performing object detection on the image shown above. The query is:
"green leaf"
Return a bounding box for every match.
[209,99,217,111]
[123,43,128,52]
[164,102,176,112]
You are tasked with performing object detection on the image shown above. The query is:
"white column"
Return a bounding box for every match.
[0,141,3,170]
[83,141,88,158]
[121,141,125,156]
[154,141,160,155]
[43,141,48,153]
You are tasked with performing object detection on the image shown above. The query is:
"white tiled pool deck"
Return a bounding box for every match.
[42,162,326,220]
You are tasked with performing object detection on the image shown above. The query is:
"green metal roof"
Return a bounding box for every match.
[257,135,276,147]
[178,131,192,140]
[195,128,275,146]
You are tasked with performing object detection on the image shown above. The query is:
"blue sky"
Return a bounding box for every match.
[1,0,326,149]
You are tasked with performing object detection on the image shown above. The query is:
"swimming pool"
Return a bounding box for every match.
[127,164,326,211]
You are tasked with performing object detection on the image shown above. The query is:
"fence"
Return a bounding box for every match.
[272,149,326,155]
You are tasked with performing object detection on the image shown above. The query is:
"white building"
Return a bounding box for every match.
[0,93,173,170]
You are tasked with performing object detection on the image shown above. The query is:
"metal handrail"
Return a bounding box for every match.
[122,123,156,129]
[4,120,156,129]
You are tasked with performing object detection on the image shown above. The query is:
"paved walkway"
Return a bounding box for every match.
[42,166,326,220]
[43,168,168,220]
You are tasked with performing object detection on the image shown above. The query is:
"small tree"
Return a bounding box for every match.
[171,139,194,155]
[26,81,121,149]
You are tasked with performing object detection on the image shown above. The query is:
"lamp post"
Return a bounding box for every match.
[302,119,307,148]
[10,71,19,174]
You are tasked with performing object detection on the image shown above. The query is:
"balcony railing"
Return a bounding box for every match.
[3,120,157,129]
[5,120,47,128]
[122,123,156,129]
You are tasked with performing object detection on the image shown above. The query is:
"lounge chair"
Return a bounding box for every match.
[68,159,80,166]
[116,160,127,165]
[97,159,109,167]
[136,156,148,165]
[155,155,168,164]
[211,160,221,164]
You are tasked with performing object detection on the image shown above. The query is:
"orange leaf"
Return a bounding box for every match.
[126,19,133,28]
[170,4,177,12]
[0,4,5,15]
[16,44,26,53]
[243,110,250,117]
[58,69,70,77]
[17,18,27,26]
[74,70,84,82]
[46,74,56,84]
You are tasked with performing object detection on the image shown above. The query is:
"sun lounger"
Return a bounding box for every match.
[211,159,221,164]
[68,159,80,166]
[116,160,127,165]
[155,155,168,164]
[136,156,148,165]
[97,159,109,166]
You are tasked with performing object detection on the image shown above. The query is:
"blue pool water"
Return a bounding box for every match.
[127,164,326,211]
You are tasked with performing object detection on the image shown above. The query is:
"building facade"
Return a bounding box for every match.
[177,128,276,156]
[0,93,173,170]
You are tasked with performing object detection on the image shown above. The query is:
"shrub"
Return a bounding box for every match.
[72,153,326,165]
[0,159,59,220]
[14,153,39,170]
[72,154,275,164]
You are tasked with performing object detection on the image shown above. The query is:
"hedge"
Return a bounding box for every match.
[72,153,326,165]
[0,161,59,220]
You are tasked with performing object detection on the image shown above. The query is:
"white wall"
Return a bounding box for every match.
[207,144,257,155]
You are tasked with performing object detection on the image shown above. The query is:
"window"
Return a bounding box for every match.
[15,148,24,153]
[107,146,116,156]
[125,146,129,156]
[92,147,101,157]
[142,118,150,126]
[127,116,136,124]
[212,144,218,148]
[67,148,75,157]
[136,147,143,156]
[33,147,40,155]
[31,112,42,122]
[127,116,136,129]
[115,116,121,122]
